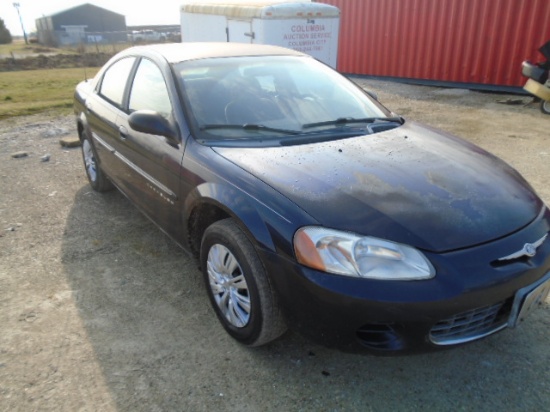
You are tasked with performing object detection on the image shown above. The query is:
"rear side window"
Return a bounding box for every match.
[99,57,136,107]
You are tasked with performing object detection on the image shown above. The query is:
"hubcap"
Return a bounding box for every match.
[206,244,251,328]
[82,139,97,182]
[543,100,550,114]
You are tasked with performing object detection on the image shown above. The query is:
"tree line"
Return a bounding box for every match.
[1,17,13,44]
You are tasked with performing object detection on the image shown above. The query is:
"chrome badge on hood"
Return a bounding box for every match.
[498,234,548,261]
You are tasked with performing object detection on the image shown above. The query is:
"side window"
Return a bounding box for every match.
[99,57,136,107]
[129,59,172,118]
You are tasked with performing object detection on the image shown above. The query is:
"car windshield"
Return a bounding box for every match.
[174,55,395,144]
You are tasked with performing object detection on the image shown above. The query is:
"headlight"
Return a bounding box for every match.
[294,227,435,280]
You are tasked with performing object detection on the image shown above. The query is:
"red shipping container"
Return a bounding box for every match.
[318,0,550,90]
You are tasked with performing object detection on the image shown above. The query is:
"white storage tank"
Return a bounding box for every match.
[180,1,340,67]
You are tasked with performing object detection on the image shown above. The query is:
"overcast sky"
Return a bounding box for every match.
[2,0,302,36]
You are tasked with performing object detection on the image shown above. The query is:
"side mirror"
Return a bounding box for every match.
[128,110,179,145]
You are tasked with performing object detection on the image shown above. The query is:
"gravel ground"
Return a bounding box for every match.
[1,79,549,411]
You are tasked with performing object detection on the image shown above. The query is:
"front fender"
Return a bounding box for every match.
[180,138,319,259]
[184,181,293,254]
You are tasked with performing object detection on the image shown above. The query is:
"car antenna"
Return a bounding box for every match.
[81,50,87,81]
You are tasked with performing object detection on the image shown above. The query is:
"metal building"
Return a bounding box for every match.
[318,0,550,91]
[36,3,127,46]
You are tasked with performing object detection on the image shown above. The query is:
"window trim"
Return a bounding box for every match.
[96,56,139,111]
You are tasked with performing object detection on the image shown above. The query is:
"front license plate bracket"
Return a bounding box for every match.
[508,272,550,328]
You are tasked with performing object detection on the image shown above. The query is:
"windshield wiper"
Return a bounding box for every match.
[302,116,404,129]
[200,123,301,135]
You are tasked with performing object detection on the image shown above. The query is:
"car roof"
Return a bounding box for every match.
[121,42,307,64]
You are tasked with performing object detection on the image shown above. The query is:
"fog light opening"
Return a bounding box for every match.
[356,323,405,351]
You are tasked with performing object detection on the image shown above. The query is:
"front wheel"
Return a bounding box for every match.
[200,219,287,346]
[541,100,550,115]
[81,133,113,192]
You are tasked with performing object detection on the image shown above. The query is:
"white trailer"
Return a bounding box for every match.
[180,1,340,67]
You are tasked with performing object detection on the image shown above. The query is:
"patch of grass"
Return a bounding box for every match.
[0,67,98,119]
[0,42,74,57]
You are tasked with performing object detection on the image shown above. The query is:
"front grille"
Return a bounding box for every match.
[429,301,509,345]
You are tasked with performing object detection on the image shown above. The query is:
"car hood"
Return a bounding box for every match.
[213,122,543,252]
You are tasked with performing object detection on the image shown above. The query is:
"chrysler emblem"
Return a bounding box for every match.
[498,234,548,261]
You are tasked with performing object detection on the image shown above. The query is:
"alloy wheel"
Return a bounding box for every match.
[206,244,251,328]
[82,139,97,182]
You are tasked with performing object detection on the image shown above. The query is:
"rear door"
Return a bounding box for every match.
[88,57,136,177]
[227,20,254,43]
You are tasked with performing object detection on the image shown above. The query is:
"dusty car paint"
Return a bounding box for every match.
[214,121,542,252]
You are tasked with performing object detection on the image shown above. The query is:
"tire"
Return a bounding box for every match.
[200,219,287,346]
[81,133,113,192]
[541,100,550,115]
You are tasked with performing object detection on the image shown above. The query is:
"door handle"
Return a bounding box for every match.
[118,126,128,140]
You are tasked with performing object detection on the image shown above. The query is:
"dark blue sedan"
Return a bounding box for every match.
[74,43,550,353]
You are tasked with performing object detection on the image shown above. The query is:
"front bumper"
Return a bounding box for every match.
[262,208,550,354]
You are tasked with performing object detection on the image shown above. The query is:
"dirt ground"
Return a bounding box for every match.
[1,80,549,412]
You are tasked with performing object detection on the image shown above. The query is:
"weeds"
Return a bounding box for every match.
[0,67,98,119]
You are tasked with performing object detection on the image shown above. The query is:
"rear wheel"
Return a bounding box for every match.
[541,100,550,115]
[81,133,113,192]
[200,219,287,346]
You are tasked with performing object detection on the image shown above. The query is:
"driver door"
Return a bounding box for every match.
[114,58,184,238]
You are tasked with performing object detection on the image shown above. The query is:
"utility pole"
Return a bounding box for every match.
[12,2,28,44]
